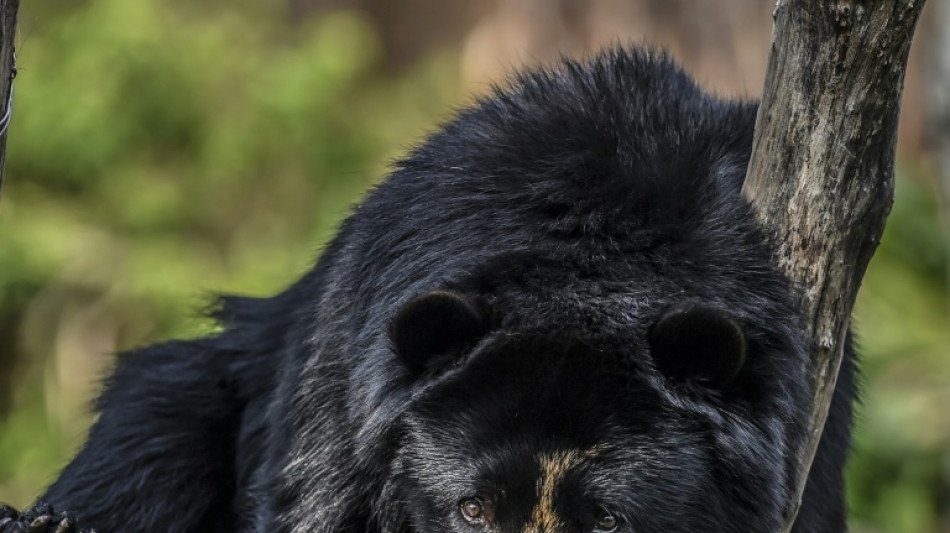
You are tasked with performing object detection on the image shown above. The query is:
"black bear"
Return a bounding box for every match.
[0,47,855,533]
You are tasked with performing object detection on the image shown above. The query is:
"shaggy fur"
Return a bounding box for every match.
[10,48,855,533]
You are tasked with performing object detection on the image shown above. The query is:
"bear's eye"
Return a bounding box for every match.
[593,509,619,532]
[459,498,484,523]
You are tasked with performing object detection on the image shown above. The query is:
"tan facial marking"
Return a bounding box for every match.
[522,449,596,533]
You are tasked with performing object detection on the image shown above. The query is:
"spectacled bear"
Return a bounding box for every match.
[1,47,855,533]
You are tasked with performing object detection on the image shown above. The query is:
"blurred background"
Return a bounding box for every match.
[0,0,947,531]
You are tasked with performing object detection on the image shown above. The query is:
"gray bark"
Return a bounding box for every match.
[0,0,18,201]
[741,1,926,531]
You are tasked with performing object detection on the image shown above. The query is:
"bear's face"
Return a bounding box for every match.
[384,290,790,532]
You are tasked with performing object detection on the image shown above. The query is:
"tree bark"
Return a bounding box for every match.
[0,0,18,202]
[741,1,926,531]
[0,0,19,419]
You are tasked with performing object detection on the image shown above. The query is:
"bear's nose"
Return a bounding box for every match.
[521,450,581,533]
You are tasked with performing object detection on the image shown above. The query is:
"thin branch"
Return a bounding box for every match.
[0,0,19,203]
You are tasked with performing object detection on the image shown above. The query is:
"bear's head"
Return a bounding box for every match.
[381,285,802,533]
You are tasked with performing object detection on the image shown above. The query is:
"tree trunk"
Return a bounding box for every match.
[0,0,18,201]
[741,1,926,531]
[0,0,18,420]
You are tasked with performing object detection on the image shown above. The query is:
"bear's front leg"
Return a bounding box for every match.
[0,502,94,533]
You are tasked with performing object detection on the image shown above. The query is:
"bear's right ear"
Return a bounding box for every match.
[390,291,489,373]
[647,304,748,388]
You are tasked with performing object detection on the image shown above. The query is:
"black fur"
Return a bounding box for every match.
[391,291,489,373]
[647,305,748,388]
[9,48,856,533]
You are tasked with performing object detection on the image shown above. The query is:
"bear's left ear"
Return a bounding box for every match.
[647,305,748,388]
[390,291,489,373]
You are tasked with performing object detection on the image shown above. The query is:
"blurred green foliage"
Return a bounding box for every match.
[850,175,950,533]
[0,1,946,531]
[0,0,459,506]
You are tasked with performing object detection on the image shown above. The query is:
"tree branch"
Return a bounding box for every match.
[0,0,18,203]
[741,1,926,530]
